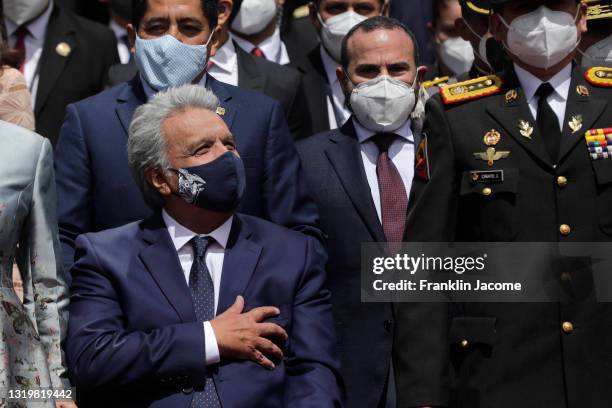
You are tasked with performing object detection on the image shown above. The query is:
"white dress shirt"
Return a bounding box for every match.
[4,1,54,108]
[353,118,415,222]
[320,46,351,129]
[110,19,131,64]
[514,62,572,131]
[162,210,234,366]
[233,28,290,65]
[208,36,239,87]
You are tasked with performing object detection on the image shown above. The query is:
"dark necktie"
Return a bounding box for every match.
[251,47,265,59]
[373,133,408,251]
[189,236,221,408]
[15,26,28,73]
[535,82,561,163]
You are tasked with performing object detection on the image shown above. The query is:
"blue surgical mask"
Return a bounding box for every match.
[170,152,246,213]
[135,32,213,91]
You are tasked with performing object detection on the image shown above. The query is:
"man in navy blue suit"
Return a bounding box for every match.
[54,0,323,277]
[65,84,342,407]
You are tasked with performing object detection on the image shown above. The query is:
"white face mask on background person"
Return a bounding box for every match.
[438,36,475,75]
[580,35,612,68]
[3,0,49,26]
[231,0,278,36]
[498,6,580,70]
[318,10,368,62]
[349,74,418,133]
[462,19,493,71]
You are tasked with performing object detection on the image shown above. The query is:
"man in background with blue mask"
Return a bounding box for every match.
[394,0,612,407]
[54,0,324,280]
[66,84,342,408]
[577,0,612,68]
[298,16,426,408]
[288,0,386,135]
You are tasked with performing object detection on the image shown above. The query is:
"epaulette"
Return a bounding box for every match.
[293,5,309,19]
[585,67,612,87]
[440,75,502,105]
[422,76,450,89]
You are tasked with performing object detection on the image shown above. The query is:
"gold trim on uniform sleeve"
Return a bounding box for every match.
[585,67,612,87]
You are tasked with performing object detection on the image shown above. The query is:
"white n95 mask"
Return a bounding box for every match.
[318,10,368,62]
[580,35,612,68]
[4,0,49,26]
[350,75,417,133]
[499,6,580,70]
[231,0,278,36]
[438,36,475,76]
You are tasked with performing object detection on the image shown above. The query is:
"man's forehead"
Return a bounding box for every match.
[349,29,414,59]
[321,0,380,7]
[144,0,205,18]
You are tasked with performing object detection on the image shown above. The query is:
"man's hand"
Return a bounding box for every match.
[210,296,288,369]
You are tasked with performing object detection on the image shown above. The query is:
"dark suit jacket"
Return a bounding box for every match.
[289,45,331,136]
[394,66,612,408]
[54,75,323,280]
[66,213,342,408]
[106,42,312,138]
[297,120,398,408]
[36,4,118,145]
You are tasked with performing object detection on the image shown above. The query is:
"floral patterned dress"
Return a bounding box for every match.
[0,122,69,407]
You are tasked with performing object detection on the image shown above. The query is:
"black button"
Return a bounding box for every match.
[384,320,393,332]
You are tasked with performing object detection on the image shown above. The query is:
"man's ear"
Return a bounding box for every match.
[417,65,427,83]
[336,66,351,94]
[382,0,390,17]
[489,13,505,42]
[309,2,322,32]
[455,17,471,42]
[577,2,588,36]
[146,168,174,197]
[127,23,136,52]
[217,0,233,29]
[208,24,223,58]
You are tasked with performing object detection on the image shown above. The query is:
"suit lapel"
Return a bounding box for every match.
[35,5,77,116]
[235,44,266,94]
[217,216,262,314]
[325,121,387,243]
[486,81,554,169]
[207,75,238,130]
[557,69,608,163]
[138,214,197,323]
[116,76,147,135]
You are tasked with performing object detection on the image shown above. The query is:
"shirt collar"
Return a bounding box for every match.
[140,72,208,100]
[162,209,233,251]
[233,28,287,64]
[5,0,53,41]
[210,36,238,74]
[353,116,414,144]
[109,19,127,42]
[513,62,573,104]
[320,45,340,85]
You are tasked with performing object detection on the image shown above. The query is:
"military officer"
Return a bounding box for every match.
[394,0,612,407]
[578,0,612,68]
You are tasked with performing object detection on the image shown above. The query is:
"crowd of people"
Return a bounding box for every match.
[1,0,612,407]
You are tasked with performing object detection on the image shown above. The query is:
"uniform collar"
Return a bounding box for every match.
[353,116,414,144]
[162,209,232,251]
[514,62,572,104]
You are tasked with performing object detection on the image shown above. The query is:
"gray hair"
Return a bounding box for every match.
[127,84,220,210]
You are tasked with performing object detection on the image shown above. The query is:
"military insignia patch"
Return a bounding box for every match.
[470,170,504,184]
[518,120,534,139]
[483,129,501,146]
[473,147,510,167]
[585,67,612,87]
[576,85,589,97]
[505,89,518,103]
[440,75,503,105]
[585,128,612,160]
[216,107,226,116]
[415,135,430,181]
[568,115,583,134]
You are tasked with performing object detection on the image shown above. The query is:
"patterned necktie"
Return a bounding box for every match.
[15,26,28,73]
[373,133,408,252]
[251,47,266,59]
[189,236,221,408]
[535,82,561,163]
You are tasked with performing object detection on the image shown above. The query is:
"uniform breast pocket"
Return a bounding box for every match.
[458,168,520,241]
[592,159,612,235]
